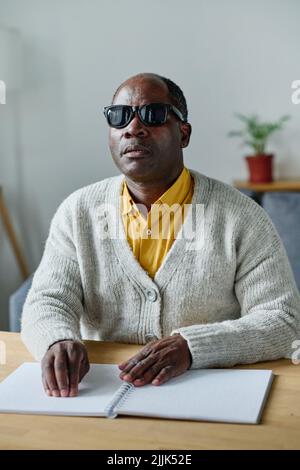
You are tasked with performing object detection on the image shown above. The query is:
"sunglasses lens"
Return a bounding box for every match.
[140,104,167,125]
[107,106,131,128]
[105,104,170,128]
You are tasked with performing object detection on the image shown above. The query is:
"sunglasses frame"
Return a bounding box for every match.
[103,102,187,129]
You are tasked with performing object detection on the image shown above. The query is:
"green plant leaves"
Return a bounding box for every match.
[228,113,290,155]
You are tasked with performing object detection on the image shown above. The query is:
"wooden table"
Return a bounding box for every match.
[0,332,300,450]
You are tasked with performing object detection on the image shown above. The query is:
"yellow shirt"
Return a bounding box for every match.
[121,167,194,278]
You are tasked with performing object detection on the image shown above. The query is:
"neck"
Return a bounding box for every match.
[124,164,184,213]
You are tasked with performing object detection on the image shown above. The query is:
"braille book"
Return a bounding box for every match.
[0,363,273,424]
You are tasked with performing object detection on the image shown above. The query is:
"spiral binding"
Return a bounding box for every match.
[104,382,134,419]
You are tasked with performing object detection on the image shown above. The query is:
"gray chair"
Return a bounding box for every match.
[238,189,260,204]
[262,192,300,291]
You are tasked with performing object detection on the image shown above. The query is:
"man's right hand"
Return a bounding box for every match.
[41,340,90,397]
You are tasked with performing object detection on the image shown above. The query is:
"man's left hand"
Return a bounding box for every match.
[118,333,192,386]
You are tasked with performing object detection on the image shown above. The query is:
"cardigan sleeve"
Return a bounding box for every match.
[21,197,84,361]
[171,206,300,369]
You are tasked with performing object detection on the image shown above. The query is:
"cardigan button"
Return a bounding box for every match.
[145,334,158,343]
[146,289,157,302]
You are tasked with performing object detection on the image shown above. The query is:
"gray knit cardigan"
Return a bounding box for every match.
[21,169,300,367]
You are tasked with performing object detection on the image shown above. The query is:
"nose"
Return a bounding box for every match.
[123,113,148,138]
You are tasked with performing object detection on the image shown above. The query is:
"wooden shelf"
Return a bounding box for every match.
[233,180,300,192]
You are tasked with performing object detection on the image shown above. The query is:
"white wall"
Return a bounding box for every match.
[0,0,300,329]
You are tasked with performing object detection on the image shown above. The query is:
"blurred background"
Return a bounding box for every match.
[0,0,300,330]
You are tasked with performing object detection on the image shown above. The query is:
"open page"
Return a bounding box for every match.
[116,369,273,424]
[0,364,273,423]
[0,363,123,416]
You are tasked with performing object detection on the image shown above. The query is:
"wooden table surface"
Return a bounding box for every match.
[0,332,300,450]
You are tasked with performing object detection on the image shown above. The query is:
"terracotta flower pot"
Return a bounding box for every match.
[245,154,274,183]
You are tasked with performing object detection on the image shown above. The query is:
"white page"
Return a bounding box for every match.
[0,364,273,423]
[117,369,273,424]
[0,363,123,416]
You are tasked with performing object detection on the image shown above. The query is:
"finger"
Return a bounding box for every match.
[119,346,156,378]
[120,342,177,382]
[67,351,81,397]
[43,358,60,397]
[132,361,168,385]
[151,365,175,385]
[54,351,69,397]
[130,337,187,386]
[118,345,153,371]
[80,357,90,380]
[118,354,146,371]
[78,358,90,387]
[41,372,51,396]
[136,346,179,385]
[120,354,158,382]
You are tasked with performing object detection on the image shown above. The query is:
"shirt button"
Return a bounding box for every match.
[146,289,158,302]
[146,229,152,236]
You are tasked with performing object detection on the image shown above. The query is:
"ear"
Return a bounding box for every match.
[180,123,192,148]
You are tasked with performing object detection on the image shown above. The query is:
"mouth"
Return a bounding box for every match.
[122,144,151,158]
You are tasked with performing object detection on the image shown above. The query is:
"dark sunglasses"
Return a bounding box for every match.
[103,102,186,128]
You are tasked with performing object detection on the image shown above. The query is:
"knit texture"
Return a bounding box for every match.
[21,169,300,366]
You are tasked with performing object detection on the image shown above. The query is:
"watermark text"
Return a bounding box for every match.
[0,340,6,365]
[291,340,300,364]
[0,80,6,104]
[291,80,300,104]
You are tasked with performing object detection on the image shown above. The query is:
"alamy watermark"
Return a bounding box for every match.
[0,80,6,104]
[291,80,300,104]
[0,340,6,365]
[291,340,300,365]
[93,202,205,251]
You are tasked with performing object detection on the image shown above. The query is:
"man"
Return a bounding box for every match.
[21,73,300,398]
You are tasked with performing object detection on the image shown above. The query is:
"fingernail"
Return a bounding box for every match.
[60,389,69,397]
[134,378,144,384]
[46,389,51,396]
[123,374,132,381]
[152,379,159,385]
[52,389,60,397]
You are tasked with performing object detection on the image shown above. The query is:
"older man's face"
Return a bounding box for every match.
[108,78,190,182]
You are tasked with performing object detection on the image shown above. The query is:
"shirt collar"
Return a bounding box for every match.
[121,166,192,216]
[156,166,191,207]
[121,182,139,216]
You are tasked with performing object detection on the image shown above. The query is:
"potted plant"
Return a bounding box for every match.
[228,114,290,183]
